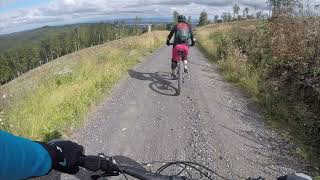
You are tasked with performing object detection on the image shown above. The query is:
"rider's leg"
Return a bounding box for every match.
[182,54,189,73]
[183,60,188,73]
[172,46,179,78]
[171,60,177,79]
[182,46,189,73]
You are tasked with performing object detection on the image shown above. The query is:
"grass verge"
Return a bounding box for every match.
[196,21,319,174]
[0,31,166,141]
[196,21,260,97]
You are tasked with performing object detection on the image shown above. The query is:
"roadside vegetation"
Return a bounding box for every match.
[197,1,320,173]
[0,20,166,85]
[0,31,166,141]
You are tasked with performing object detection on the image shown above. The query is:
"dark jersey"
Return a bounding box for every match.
[167,22,194,46]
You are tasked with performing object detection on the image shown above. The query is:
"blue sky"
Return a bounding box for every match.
[0,0,319,35]
[0,0,49,13]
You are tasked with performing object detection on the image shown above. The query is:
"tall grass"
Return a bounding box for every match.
[197,21,260,97]
[196,19,320,172]
[0,32,166,140]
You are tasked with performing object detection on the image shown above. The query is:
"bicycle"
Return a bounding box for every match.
[169,43,187,96]
[76,153,272,180]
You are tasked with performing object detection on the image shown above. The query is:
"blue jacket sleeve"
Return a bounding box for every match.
[0,130,52,180]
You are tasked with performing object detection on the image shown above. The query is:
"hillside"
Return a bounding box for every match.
[0,24,94,51]
[0,22,162,85]
[0,18,170,51]
[0,31,167,140]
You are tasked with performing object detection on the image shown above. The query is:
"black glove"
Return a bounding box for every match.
[166,40,170,46]
[38,140,84,174]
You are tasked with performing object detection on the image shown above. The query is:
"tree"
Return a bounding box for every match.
[173,11,180,23]
[268,0,302,17]
[221,12,233,22]
[0,22,143,85]
[256,11,263,19]
[134,16,142,35]
[0,54,12,84]
[198,10,209,26]
[221,13,228,22]
[243,7,249,18]
[233,4,240,19]
[187,16,192,24]
[315,4,320,16]
[227,13,232,22]
[214,15,219,23]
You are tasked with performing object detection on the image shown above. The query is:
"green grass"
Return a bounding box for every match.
[196,21,260,97]
[0,31,167,140]
[196,21,320,174]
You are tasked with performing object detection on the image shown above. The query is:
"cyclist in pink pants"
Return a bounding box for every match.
[166,15,195,79]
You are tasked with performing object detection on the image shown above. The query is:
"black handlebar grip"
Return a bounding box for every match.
[77,155,85,167]
[77,155,102,172]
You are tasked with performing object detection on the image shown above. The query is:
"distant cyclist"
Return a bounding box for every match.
[166,15,195,79]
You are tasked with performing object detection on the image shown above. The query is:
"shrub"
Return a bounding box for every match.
[197,18,320,169]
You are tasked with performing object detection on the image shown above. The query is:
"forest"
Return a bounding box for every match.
[0,22,152,84]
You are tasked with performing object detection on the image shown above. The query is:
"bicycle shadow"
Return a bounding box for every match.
[128,70,179,96]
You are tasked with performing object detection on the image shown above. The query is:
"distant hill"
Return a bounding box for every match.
[0,24,93,51]
[0,17,171,51]
[0,20,169,84]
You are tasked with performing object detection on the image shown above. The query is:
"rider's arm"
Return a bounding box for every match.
[167,25,177,42]
[0,130,52,180]
[0,130,84,180]
[188,24,195,45]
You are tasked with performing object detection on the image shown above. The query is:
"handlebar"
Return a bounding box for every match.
[167,43,193,47]
[77,154,190,180]
[77,154,311,180]
[116,163,189,180]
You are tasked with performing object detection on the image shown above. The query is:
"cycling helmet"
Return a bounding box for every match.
[177,15,186,22]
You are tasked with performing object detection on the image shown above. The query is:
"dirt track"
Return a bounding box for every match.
[42,46,308,180]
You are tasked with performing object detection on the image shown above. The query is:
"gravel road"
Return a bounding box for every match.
[42,46,308,180]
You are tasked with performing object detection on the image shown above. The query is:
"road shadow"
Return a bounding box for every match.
[215,99,263,121]
[128,70,179,96]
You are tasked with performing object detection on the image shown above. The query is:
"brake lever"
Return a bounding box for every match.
[88,154,120,180]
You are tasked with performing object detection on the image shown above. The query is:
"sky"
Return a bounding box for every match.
[0,0,319,35]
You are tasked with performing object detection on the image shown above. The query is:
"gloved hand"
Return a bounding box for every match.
[166,40,170,46]
[38,140,84,174]
[190,41,195,47]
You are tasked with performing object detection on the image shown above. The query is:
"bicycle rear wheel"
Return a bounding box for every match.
[178,61,183,95]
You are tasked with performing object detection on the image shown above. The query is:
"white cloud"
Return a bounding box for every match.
[1,0,319,35]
